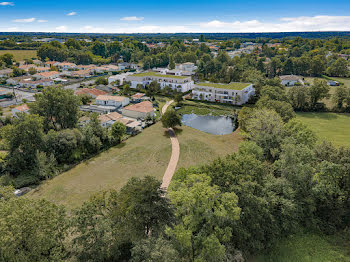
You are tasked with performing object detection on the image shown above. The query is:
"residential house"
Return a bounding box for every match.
[126,71,194,92]
[32,59,43,66]
[98,112,123,128]
[6,76,31,85]
[35,67,50,73]
[122,101,155,119]
[175,62,197,73]
[74,88,107,98]
[34,71,61,80]
[279,75,304,86]
[70,70,92,78]
[45,61,60,67]
[192,82,255,105]
[0,69,13,78]
[108,72,133,85]
[19,79,54,88]
[131,93,146,102]
[19,64,37,72]
[57,62,77,71]
[12,104,30,116]
[96,95,130,108]
[118,62,130,70]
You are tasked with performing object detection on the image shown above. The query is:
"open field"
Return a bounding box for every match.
[0,50,37,61]
[254,233,350,262]
[176,100,241,116]
[296,112,350,147]
[28,122,242,209]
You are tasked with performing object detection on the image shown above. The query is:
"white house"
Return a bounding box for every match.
[12,104,30,116]
[175,62,197,74]
[126,72,194,92]
[118,62,130,70]
[108,72,133,85]
[98,112,122,128]
[19,79,54,88]
[122,101,155,119]
[279,75,304,86]
[95,95,130,108]
[192,82,254,105]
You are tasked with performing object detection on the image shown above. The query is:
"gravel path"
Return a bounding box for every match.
[160,100,180,190]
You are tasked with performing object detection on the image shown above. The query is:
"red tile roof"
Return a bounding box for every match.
[123,101,154,113]
[75,88,107,97]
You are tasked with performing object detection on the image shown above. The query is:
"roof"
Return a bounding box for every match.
[196,82,251,90]
[123,101,154,113]
[36,71,60,77]
[117,118,133,125]
[72,70,91,76]
[20,79,53,84]
[279,75,302,81]
[75,88,107,97]
[131,71,189,79]
[58,62,76,66]
[14,104,29,112]
[0,68,13,74]
[98,112,122,123]
[45,61,58,65]
[96,95,128,102]
[132,93,146,99]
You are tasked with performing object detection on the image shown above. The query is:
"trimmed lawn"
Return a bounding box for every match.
[254,233,350,262]
[28,122,242,209]
[296,112,350,147]
[176,100,240,116]
[0,50,37,61]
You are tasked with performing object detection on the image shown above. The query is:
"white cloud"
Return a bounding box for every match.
[12,18,36,23]
[37,19,48,23]
[67,12,77,16]
[199,15,350,32]
[120,16,144,21]
[7,27,18,31]
[81,25,106,33]
[0,2,14,6]
[56,25,68,32]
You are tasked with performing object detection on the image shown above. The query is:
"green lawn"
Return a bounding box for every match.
[0,50,37,61]
[176,100,240,116]
[28,122,242,209]
[255,233,350,262]
[296,112,350,147]
[196,82,251,90]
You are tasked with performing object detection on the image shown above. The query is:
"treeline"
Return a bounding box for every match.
[0,86,126,187]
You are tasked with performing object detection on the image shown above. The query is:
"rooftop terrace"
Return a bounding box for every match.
[131,71,189,79]
[196,82,251,90]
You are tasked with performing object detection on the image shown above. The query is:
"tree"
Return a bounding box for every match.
[332,86,349,110]
[174,94,183,105]
[244,109,284,160]
[0,53,14,67]
[0,198,68,262]
[310,55,326,76]
[161,110,182,129]
[308,79,330,109]
[287,85,310,111]
[110,122,126,144]
[29,86,81,131]
[28,67,37,75]
[95,76,108,85]
[167,173,241,261]
[2,114,44,176]
[72,176,172,261]
[12,66,25,77]
[326,58,349,77]
[256,96,295,122]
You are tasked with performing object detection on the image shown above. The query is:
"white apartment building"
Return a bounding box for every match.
[175,62,197,73]
[192,82,255,105]
[126,72,194,92]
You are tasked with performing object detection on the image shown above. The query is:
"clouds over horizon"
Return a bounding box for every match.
[4,15,350,33]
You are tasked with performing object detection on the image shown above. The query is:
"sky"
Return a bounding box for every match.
[0,0,350,33]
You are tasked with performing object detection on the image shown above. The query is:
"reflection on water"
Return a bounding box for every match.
[181,114,235,135]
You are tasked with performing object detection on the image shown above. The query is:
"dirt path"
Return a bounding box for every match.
[161,100,180,190]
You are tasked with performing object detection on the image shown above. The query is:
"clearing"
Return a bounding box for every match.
[28,122,242,209]
[296,112,350,147]
[0,50,37,61]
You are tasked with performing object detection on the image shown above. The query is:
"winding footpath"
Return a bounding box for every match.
[161,100,180,190]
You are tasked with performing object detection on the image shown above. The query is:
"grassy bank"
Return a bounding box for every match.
[28,122,242,209]
[296,112,350,147]
[255,233,350,262]
[176,100,240,116]
[0,50,37,61]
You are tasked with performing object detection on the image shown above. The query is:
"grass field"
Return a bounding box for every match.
[176,100,240,116]
[255,233,350,262]
[0,50,37,61]
[296,112,350,147]
[28,122,242,209]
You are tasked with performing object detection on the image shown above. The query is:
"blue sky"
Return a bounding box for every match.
[1,0,350,33]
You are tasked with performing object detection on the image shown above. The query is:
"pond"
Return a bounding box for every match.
[181,114,236,135]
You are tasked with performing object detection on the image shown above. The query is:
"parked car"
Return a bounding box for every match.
[14,187,31,196]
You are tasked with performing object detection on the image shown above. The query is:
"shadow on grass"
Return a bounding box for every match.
[163,127,183,138]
